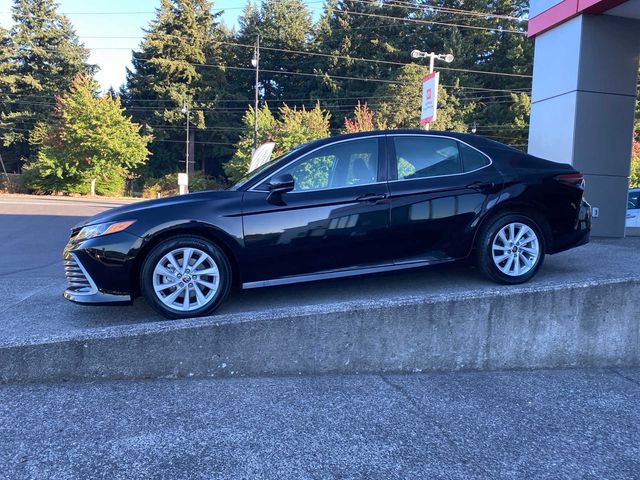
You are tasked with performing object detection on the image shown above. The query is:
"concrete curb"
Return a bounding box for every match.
[1,277,639,383]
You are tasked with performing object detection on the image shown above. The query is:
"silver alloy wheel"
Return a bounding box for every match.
[491,222,540,277]
[152,247,220,312]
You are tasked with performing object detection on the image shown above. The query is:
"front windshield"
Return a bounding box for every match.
[228,142,309,190]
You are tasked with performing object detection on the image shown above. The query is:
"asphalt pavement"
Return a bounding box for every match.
[1,195,639,479]
[1,368,639,479]
[1,193,640,346]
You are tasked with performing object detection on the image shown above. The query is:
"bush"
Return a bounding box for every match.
[22,165,126,196]
[142,171,225,198]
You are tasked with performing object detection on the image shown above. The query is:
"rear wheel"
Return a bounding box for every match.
[477,214,545,284]
[141,236,231,319]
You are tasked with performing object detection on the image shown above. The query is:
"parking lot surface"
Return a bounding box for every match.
[0,194,639,346]
[0,367,639,479]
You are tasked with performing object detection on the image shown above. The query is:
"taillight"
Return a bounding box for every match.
[554,172,584,189]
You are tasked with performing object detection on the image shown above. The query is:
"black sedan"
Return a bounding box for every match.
[63,130,591,319]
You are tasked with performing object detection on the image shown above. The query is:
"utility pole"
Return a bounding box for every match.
[252,34,260,153]
[410,50,454,131]
[180,101,190,195]
[0,152,11,192]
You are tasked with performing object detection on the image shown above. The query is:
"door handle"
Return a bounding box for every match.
[466,181,494,191]
[355,193,388,202]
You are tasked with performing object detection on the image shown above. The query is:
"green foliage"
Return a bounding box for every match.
[224,103,330,184]
[3,0,539,191]
[236,0,314,103]
[223,104,278,184]
[0,0,94,169]
[23,76,150,195]
[123,0,232,177]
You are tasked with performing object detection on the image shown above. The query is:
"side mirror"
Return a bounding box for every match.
[268,174,295,194]
[267,174,294,204]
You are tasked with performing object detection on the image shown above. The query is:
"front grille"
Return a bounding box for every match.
[64,253,95,294]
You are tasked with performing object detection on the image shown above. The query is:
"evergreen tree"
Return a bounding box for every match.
[236,0,314,104]
[123,0,226,178]
[23,76,150,195]
[412,0,532,144]
[0,0,94,171]
[310,0,416,128]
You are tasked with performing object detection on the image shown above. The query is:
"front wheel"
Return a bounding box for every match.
[476,214,545,284]
[140,236,232,319]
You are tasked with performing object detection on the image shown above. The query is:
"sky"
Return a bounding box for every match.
[0,0,323,91]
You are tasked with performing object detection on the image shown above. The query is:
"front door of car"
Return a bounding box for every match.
[241,136,391,284]
[386,134,499,263]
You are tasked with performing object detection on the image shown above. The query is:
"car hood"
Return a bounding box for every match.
[74,190,236,229]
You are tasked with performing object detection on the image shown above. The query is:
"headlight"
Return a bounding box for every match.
[76,220,136,242]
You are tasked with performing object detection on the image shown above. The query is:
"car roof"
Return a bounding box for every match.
[306,129,522,154]
[311,129,476,144]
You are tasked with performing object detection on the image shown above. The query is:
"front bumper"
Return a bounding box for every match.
[63,230,141,305]
[63,252,132,305]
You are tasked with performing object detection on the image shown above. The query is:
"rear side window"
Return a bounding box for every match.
[460,143,490,172]
[393,136,462,180]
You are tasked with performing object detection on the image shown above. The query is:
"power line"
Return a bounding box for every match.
[327,8,527,35]
[0,3,527,35]
[220,40,532,79]
[3,91,523,104]
[128,57,532,93]
[16,33,533,79]
[378,0,525,22]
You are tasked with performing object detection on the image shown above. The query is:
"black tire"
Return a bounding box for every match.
[476,213,546,284]
[140,236,232,319]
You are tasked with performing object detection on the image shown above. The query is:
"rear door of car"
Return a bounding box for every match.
[240,136,392,284]
[386,134,501,263]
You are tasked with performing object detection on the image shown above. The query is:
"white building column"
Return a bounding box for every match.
[527,13,639,237]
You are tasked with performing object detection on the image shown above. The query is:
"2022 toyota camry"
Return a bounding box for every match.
[63,130,591,319]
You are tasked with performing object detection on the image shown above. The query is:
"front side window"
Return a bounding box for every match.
[269,138,379,192]
[394,136,462,180]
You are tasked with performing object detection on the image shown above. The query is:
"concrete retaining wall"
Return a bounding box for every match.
[1,278,638,383]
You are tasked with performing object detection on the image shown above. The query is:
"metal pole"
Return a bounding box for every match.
[183,100,190,194]
[424,53,435,131]
[186,105,189,178]
[253,34,260,153]
[0,152,11,192]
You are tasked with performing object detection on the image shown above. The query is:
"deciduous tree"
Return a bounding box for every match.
[224,103,330,183]
[24,76,150,195]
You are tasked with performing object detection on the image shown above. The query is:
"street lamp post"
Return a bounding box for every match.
[410,50,454,131]
[252,34,260,153]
